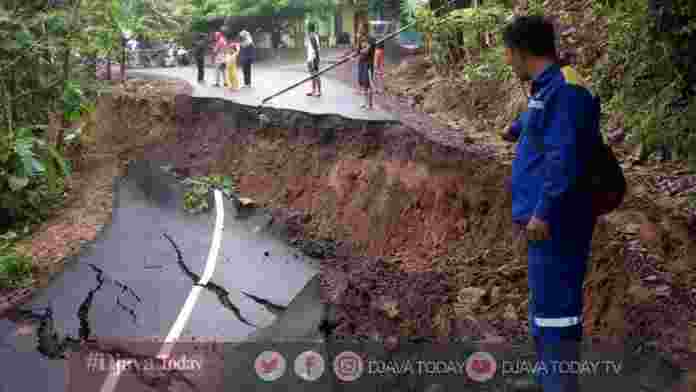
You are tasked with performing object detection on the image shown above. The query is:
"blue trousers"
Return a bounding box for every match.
[532,334,581,392]
[526,215,595,392]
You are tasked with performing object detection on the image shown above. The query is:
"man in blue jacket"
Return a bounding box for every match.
[502,16,602,392]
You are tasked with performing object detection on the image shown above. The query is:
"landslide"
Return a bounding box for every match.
[378,0,696,367]
[93,78,696,371]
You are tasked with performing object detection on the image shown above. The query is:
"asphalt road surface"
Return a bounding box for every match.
[127,49,397,122]
[0,160,320,391]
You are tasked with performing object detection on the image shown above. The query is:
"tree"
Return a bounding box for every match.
[380,0,401,63]
[0,1,76,225]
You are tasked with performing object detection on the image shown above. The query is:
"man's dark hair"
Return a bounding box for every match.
[308,22,316,33]
[502,15,557,59]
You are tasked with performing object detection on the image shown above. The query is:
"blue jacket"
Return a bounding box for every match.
[507,111,528,141]
[511,64,602,225]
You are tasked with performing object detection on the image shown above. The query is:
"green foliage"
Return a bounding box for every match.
[460,43,512,81]
[415,4,512,80]
[182,175,235,214]
[0,0,183,238]
[0,241,33,289]
[527,0,544,16]
[111,0,153,37]
[62,80,85,122]
[400,0,418,25]
[592,0,696,168]
[0,127,70,225]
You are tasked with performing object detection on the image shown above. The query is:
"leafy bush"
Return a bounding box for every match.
[0,240,33,289]
[415,3,512,80]
[182,175,235,214]
[401,0,420,26]
[592,0,696,167]
[0,127,71,227]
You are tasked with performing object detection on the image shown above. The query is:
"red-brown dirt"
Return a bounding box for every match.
[74,78,694,373]
[5,73,690,383]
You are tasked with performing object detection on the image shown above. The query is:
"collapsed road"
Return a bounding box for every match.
[0,159,324,391]
[0,52,690,392]
[0,52,400,392]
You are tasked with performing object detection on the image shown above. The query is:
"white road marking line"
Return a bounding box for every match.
[99,189,225,392]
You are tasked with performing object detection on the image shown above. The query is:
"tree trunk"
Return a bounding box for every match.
[382,0,400,65]
[57,46,71,153]
[57,0,83,152]
[354,10,368,46]
[121,40,126,83]
[352,0,370,46]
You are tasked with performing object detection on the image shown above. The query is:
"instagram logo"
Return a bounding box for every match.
[333,351,364,382]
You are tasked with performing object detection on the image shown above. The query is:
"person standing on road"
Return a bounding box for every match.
[192,32,208,84]
[305,22,322,97]
[352,25,369,94]
[357,35,376,110]
[373,40,385,94]
[224,44,240,90]
[239,30,255,88]
[502,16,602,392]
[212,31,228,87]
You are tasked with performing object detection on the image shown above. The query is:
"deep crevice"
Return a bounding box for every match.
[8,263,143,360]
[86,263,141,326]
[239,291,287,316]
[162,232,257,328]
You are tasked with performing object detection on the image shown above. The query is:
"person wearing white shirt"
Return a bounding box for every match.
[305,22,322,97]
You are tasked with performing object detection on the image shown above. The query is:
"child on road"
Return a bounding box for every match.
[212,31,227,87]
[225,44,240,90]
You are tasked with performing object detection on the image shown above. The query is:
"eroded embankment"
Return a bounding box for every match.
[89,79,696,369]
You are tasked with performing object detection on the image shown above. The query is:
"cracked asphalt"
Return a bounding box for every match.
[0,159,320,391]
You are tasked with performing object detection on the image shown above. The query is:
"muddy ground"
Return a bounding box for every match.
[74,75,693,376]
[2,67,694,391]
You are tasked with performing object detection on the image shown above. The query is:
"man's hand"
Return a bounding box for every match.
[501,131,518,142]
[526,216,550,241]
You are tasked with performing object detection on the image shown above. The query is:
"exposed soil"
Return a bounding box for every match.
[68,76,693,380]
[1,64,694,391]
[0,79,192,316]
[332,55,696,370]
